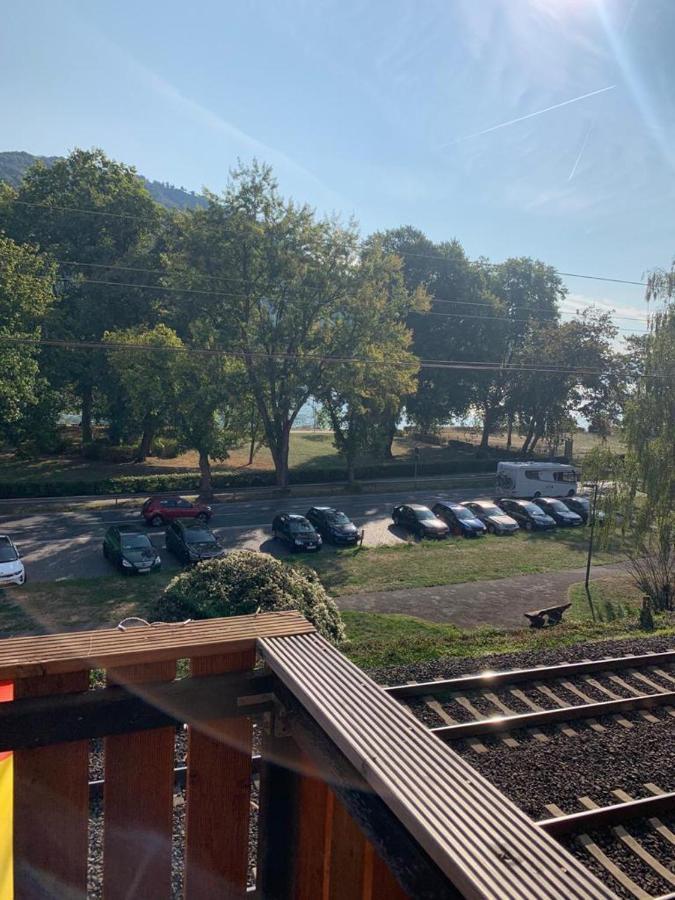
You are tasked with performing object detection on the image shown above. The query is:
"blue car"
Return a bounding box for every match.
[432,502,487,537]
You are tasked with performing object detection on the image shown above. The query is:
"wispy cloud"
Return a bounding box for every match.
[568,122,594,181]
[443,85,615,146]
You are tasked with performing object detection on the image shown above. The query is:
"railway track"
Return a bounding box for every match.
[386,648,675,899]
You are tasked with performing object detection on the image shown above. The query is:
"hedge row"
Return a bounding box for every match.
[0,458,498,499]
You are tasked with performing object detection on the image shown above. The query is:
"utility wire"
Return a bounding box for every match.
[416,309,645,334]
[1,336,668,378]
[4,198,649,287]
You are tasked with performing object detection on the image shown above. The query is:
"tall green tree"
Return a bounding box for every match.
[0,234,57,447]
[3,149,161,444]
[320,246,419,482]
[166,162,357,487]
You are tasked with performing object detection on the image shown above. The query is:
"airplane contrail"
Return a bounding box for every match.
[445,85,615,145]
[568,122,594,181]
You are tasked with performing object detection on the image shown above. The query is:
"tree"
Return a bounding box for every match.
[0,234,57,447]
[166,162,357,487]
[3,149,161,445]
[103,324,184,460]
[321,245,419,482]
[151,550,345,643]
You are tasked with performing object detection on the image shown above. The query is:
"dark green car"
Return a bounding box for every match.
[103,526,161,574]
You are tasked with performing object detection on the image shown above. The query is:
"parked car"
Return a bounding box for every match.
[496,498,556,531]
[142,496,212,527]
[103,526,161,574]
[392,504,449,539]
[532,497,584,527]
[305,507,360,545]
[165,520,224,565]
[431,502,486,537]
[560,495,592,524]
[461,501,519,535]
[0,535,25,586]
[272,514,322,552]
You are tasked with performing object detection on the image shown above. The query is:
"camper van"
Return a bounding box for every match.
[496,461,580,499]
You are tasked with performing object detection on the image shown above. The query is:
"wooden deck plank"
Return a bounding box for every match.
[103,661,177,900]
[0,612,313,679]
[184,649,255,900]
[13,671,89,900]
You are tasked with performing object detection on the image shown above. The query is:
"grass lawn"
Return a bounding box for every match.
[296,529,623,596]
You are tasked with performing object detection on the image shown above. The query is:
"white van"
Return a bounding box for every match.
[496,462,580,499]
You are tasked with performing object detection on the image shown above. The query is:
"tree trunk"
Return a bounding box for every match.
[198,448,213,499]
[273,423,291,488]
[346,457,356,485]
[135,426,154,463]
[521,419,535,455]
[505,412,513,451]
[81,385,93,446]
[479,406,492,450]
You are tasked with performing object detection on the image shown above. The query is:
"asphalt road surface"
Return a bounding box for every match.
[0,484,492,583]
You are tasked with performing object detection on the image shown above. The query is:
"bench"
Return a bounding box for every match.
[524,602,571,629]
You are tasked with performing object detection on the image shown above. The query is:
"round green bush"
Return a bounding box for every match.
[151,550,345,644]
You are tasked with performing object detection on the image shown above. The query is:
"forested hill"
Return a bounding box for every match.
[0,151,207,210]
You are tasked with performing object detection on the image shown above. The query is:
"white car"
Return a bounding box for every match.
[0,535,25,585]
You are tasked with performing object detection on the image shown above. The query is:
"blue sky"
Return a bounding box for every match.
[3,0,675,337]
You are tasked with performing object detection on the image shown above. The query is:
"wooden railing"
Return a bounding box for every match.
[0,613,617,899]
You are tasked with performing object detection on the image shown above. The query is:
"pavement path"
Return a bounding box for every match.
[0,483,493,582]
[336,562,630,629]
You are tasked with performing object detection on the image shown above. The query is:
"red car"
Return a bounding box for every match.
[141,496,212,527]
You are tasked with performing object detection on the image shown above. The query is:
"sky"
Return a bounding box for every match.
[2,0,675,339]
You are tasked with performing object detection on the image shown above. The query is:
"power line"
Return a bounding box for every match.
[429,297,649,324]
[416,309,646,334]
[4,198,649,287]
[1,335,669,379]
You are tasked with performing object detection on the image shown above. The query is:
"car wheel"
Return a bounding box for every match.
[196,512,208,522]
[393,515,399,526]
[487,523,495,534]
[567,489,575,497]
[525,521,533,531]
[150,515,164,527]
[533,491,542,498]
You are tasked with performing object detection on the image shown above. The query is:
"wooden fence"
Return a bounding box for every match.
[0,612,617,899]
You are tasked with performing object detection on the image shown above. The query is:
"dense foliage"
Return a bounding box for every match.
[152,550,345,643]
[0,148,635,489]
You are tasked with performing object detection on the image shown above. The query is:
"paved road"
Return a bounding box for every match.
[337,563,629,629]
[0,484,492,583]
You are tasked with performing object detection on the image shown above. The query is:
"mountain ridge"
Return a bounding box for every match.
[0,150,207,211]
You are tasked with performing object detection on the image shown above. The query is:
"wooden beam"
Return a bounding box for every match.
[257,734,300,900]
[13,671,89,900]
[0,671,273,751]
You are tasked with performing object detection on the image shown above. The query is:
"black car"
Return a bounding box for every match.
[306,507,360,545]
[272,514,322,552]
[532,497,584,527]
[561,495,591,524]
[103,526,161,574]
[431,502,486,537]
[165,519,225,564]
[392,504,449,539]
[496,498,556,531]
[461,501,519,535]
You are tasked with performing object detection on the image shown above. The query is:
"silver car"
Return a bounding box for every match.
[461,501,519,535]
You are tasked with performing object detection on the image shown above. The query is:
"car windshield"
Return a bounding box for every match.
[482,505,502,516]
[289,521,314,533]
[121,535,151,549]
[453,507,474,521]
[0,543,18,563]
[573,498,590,510]
[415,509,435,520]
[186,530,216,544]
[547,500,569,512]
[327,512,350,525]
[522,503,546,515]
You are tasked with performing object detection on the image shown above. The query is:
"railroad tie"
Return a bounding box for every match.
[607,675,660,723]
[451,693,519,748]
[612,789,675,848]
[423,696,488,754]
[558,680,606,732]
[579,796,675,887]
[532,683,578,736]
[583,677,633,728]
[507,688,549,742]
[544,803,650,900]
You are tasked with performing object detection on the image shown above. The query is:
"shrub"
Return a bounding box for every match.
[151,550,345,643]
